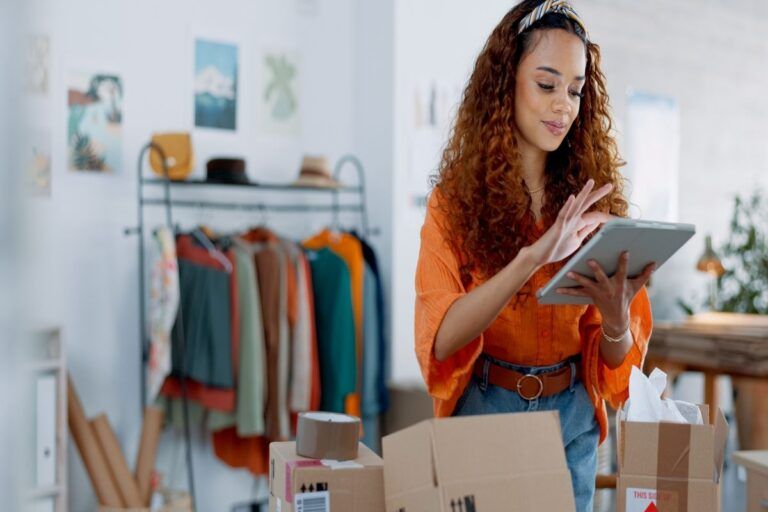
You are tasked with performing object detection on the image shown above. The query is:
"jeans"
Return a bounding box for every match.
[453,354,599,512]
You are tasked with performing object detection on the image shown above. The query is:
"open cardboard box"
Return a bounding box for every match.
[382,411,575,512]
[616,403,728,512]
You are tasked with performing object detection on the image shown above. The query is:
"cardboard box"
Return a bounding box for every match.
[382,411,575,512]
[732,450,768,512]
[616,404,728,512]
[269,441,385,512]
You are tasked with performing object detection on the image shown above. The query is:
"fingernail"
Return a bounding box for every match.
[567,272,575,278]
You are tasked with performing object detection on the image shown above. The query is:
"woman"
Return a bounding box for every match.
[414,1,655,510]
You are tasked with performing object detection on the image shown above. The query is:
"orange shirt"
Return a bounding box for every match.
[415,192,653,444]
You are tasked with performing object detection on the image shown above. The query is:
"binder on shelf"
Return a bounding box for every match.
[32,497,55,512]
[35,373,57,487]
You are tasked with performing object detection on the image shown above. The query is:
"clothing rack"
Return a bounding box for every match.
[123,142,375,508]
[125,146,373,411]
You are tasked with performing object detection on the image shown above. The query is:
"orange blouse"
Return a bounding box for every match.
[414,192,653,444]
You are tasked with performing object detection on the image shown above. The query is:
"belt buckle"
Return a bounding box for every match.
[517,373,544,401]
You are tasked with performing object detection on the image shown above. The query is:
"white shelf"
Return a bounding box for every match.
[26,360,63,373]
[27,484,64,499]
[26,328,67,512]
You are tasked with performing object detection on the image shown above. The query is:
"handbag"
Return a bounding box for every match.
[149,132,194,181]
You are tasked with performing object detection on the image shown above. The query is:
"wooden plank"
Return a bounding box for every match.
[704,371,718,424]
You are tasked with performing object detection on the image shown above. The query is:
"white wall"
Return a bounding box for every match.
[2,0,26,509]
[25,0,363,510]
[353,0,396,380]
[578,0,768,321]
[387,0,768,384]
[390,0,517,383]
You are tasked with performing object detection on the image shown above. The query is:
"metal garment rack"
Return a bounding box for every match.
[123,143,372,507]
[126,147,372,410]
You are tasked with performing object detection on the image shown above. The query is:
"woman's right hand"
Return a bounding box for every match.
[526,179,615,267]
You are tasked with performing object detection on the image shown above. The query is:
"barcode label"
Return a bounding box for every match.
[295,491,329,512]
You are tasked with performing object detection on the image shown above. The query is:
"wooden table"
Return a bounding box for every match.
[733,451,768,512]
[646,313,768,446]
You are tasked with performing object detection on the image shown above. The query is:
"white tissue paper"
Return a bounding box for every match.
[625,367,703,425]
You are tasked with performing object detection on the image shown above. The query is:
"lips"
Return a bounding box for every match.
[543,121,566,136]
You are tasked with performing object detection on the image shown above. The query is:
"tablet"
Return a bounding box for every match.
[536,218,696,305]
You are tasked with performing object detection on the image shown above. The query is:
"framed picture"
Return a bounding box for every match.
[259,48,300,136]
[67,71,123,172]
[26,35,50,94]
[26,128,51,195]
[194,38,238,131]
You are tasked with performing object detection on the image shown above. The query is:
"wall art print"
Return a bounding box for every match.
[194,38,238,130]
[67,71,123,172]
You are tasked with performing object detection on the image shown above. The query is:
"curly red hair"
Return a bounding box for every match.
[433,0,629,287]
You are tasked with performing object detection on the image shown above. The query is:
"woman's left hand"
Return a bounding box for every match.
[556,251,655,335]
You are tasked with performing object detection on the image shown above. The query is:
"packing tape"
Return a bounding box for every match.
[656,421,691,512]
[296,412,360,461]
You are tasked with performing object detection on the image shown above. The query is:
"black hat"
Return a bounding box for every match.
[206,158,250,184]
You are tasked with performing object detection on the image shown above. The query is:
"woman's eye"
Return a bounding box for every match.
[538,83,583,99]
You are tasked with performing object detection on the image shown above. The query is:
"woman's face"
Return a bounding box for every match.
[514,29,587,154]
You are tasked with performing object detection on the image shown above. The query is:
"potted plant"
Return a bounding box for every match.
[715,190,768,314]
[686,189,768,450]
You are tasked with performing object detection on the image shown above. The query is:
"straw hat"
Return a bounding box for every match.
[291,155,341,188]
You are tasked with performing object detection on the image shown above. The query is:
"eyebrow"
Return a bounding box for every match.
[536,66,585,81]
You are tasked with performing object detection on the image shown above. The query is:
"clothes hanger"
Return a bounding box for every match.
[191,227,233,273]
[240,204,282,245]
[257,204,269,229]
[198,224,217,240]
[323,204,345,243]
[184,201,230,271]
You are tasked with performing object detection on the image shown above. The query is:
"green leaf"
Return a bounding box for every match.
[715,188,768,315]
[676,299,695,316]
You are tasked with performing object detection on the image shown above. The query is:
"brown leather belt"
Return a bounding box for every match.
[472,357,579,400]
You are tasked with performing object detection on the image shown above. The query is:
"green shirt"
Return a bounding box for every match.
[306,247,357,413]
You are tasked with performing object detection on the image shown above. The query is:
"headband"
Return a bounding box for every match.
[517,0,589,39]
